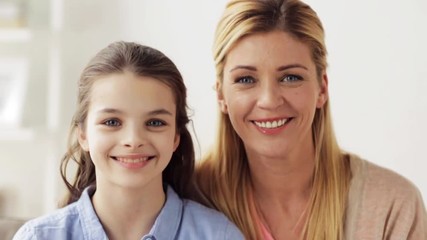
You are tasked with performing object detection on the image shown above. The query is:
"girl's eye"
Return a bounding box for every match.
[147,119,166,127]
[282,74,302,82]
[103,119,121,126]
[235,76,255,84]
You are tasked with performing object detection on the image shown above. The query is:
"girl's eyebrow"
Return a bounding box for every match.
[229,63,308,73]
[147,109,173,116]
[96,108,172,116]
[96,108,123,114]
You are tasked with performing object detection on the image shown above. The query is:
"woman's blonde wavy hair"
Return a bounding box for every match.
[194,0,351,239]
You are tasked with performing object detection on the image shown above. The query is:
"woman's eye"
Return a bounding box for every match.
[282,75,302,82]
[103,119,121,126]
[235,76,255,84]
[147,119,166,127]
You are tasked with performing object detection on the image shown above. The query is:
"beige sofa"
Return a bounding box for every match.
[0,217,26,240]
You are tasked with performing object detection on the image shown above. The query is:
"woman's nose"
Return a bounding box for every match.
[256,80,284,110]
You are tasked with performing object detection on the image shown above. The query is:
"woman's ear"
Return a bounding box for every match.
[216,81,228,114]
[316,72,329,108]
[77,126,89,151]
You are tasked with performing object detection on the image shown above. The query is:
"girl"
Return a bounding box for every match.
[13,41,244,240]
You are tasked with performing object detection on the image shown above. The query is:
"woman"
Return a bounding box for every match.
[193,0,427,239]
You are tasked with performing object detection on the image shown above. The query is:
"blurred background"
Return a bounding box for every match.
[0,0,426,221]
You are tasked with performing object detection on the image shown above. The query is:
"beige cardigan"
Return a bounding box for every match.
[345,155,427,240]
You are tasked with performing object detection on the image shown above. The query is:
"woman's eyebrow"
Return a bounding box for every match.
[229,63,308,73]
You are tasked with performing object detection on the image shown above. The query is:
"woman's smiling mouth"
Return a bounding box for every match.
[252,117,292,134]
[253,118,290,129]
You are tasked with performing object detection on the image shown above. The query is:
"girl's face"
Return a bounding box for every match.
[78,71,179,191]
[219,31,328,162]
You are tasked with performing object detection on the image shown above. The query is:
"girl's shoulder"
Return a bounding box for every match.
[180,199,244,239]
[160,186,244,240]
[13,186,105,240]
[12,202,81,240]
[181,197,234,225]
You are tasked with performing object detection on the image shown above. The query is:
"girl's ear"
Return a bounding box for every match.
[173,134,180,152]
[216,81,228,114]
[77,126,89,151]
[316,72,329,108]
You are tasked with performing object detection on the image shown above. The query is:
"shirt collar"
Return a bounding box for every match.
[76,185,183,240]
[77,185,108,239]
[147,185,183,240]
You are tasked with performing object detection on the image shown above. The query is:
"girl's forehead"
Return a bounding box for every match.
[87,73,177,116]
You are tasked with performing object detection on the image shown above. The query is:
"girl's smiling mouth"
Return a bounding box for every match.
[111,155,156,169]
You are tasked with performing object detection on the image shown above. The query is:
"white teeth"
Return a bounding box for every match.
[254,119,288,129]
[116,157,149,163]
[272,121,278,128]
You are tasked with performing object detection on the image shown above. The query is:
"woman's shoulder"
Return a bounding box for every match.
[349,154,422,199]
[346,154,427,239]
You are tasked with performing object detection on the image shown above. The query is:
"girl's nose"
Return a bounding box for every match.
[122,125,145,149]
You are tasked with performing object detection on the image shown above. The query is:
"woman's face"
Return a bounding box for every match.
[219,31,328,161]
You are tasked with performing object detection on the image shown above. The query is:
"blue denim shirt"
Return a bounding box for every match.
[13,186,244,240]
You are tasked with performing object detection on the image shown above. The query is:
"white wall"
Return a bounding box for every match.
[1,0,426,219]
